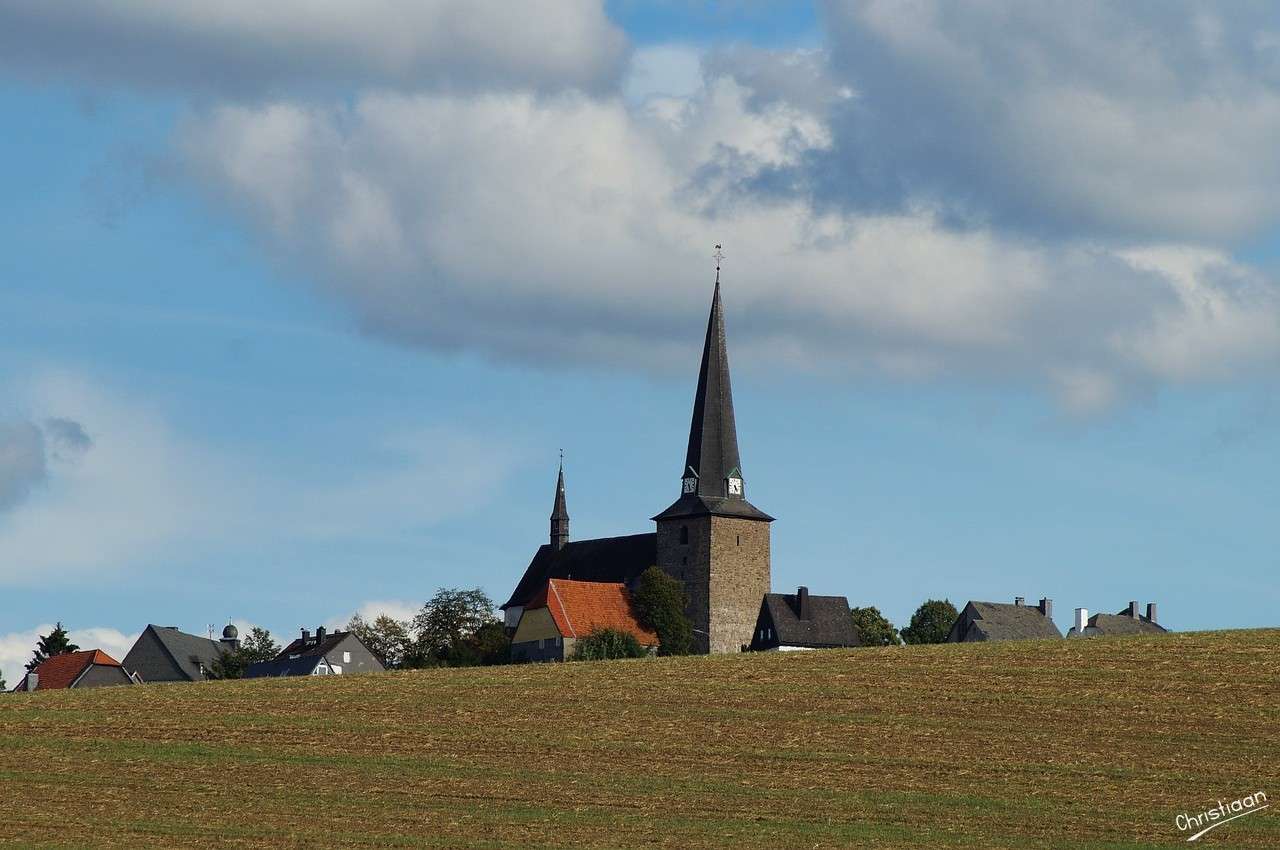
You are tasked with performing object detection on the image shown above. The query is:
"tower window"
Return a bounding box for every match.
[681,556,687,566]
[679,525,689,545]
[737,535,741,546]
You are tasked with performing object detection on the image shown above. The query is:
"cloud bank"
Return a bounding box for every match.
[6,0,1280,412]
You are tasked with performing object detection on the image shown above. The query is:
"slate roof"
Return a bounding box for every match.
[15,650,122,691]
[244,656,327,678]
[759,591,858,648]
[528,579,659,644]
[139,625,224,681]
[951,602,1063,642]
[653,280,772,523]
[278,630,354,659]
[551,463,568,521]
[501,533,657,609]
[1086,611,1167,636]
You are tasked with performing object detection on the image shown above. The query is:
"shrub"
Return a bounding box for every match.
[571,628,647,661]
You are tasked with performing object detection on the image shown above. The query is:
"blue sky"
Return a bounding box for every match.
[2,1,1279,671]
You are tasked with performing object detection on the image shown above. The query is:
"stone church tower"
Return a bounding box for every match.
[653,277,773,654]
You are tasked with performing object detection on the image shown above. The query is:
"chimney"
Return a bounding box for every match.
[1038,598,1053,621]
[25,672,38,691]
[315,626,326,644]
[301,629,310,644]
[1146,602,1157,624]
[1127,600,1139,618]
[797,586,812,620]
[1014,596,1025,607]
[1074,608,1088,634]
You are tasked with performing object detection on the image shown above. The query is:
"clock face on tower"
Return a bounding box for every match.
[682,477,697,494]
[727,477,743,496]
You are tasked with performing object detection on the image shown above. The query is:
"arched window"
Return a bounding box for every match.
[679,525,689,545]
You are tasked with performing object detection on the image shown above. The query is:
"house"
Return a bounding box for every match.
[122,624,240,683]
[13,650,138,692]
[1067,602,1166,637]
[503,275,775,654]
[946,597,1062,643]
[510,578,659,662]
[244,626,385,679]
[748,586,858,651]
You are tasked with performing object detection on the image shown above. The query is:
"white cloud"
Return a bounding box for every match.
[0,0,628,96]
[0,624,139,687]
[324,599,420,631]
[178,68,1280,408]
[0,370,521,585]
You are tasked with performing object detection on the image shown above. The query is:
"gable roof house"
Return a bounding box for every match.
[510,578,659,662]
[122,624,239,683]
[749,587,859,651]
[947,597,1062,643]
[1067,602,1166,637]
[13,650,138,692]
[245,626,385,678]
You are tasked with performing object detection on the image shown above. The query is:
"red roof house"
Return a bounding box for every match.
[511,579,658,661]
[12,650,138,692]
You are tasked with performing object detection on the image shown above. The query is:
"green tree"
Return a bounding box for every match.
[441,621,511,667]
[850,606,901,646]
[348,613,413,668]
[571,627,647,661]
[631,566,693,656]
[900,599,959,645]
[409,588,500,668]
[213,627,281,679]
[27,622,79,672]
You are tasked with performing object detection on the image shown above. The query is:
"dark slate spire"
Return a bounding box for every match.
[550,457,569,550]
[684,280,741,499]
[653,270,772,522]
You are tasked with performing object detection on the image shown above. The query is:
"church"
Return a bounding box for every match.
[501,270,775,654]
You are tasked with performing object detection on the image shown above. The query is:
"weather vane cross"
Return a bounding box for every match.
[713,244,724,283]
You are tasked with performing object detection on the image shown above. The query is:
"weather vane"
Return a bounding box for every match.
[713,244,724,283]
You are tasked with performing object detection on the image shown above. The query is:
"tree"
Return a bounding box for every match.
[571,628,647,661]
[27,622,79,672]
[850,606,901,647]
[213,627,281,679]
[409,588,500,668]
[900,599,959,645]
[348,613,412,669]
[631,566,693,656]
[0,667,6,691]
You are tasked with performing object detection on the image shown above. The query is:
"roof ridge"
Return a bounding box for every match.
[549,579,576,639]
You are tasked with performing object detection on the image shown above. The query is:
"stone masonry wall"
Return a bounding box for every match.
[707,517,771,654]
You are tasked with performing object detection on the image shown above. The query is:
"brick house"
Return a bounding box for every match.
[510,579,658,662]
[13,650,138,692]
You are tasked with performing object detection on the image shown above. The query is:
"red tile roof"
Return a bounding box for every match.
[19,649,122,691]
[527,579,659,645]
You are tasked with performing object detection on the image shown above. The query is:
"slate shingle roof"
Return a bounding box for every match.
[244,656,327,678]
[652,281,772,523]
[1087,612,1167,636]
[136,625,224,681]
[278,631,352,659]
[528,579,658,644]
[502,533,657,609]
[756,591,857,649]
[950,601,1063,642]
[15,650,122,691]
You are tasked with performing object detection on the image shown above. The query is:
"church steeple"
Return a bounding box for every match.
[653,257,772,522]
[682,279,742,501]
[550,457,569,550]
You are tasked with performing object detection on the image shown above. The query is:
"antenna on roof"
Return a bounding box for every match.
[713,244,724,285]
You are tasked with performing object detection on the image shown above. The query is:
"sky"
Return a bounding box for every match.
[2,1,1280,677]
